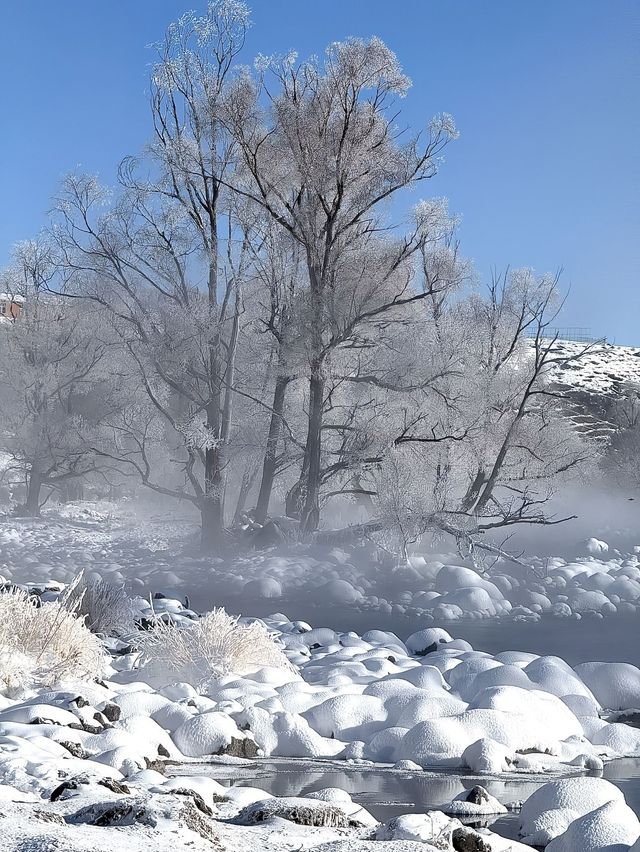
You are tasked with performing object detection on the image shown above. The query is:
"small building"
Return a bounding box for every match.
[0,293,24,321]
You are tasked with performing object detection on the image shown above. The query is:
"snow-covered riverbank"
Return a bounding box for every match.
[2,501,640,625]
[2,581,640,848]
[2,504,640,848]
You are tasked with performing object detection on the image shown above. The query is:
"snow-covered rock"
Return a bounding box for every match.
[519,777,625,845]
[546,798,640,851]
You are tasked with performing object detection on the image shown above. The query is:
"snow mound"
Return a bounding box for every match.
[546,799,640,851]
[519,777,625,845]
[575,661,640,710]
[442,784,507,816]
[374,810,459,843]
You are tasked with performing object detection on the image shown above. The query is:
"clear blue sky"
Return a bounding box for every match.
[1,1,638,342]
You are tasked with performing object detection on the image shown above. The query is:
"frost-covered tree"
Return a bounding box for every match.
[362,269,600,561]
[4,3,599,561]
[224,37,459,532]
[52,1,253,549]
[599,383,640,492]
[0,244,117,515]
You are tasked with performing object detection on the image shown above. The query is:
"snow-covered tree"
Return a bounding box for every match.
[0,245,117,515]
[224,37,459,532]
[362,269,600,561]
[1,4,599,561]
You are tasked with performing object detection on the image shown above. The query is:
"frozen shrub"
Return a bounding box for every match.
[64,572,136,636]
[0,587,106,697]
[137,608,295,691]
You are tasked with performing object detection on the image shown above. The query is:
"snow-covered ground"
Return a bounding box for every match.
[2,502,640,848]
[1,500,639,625]
[549,341,640,396]
[1,575,640,848]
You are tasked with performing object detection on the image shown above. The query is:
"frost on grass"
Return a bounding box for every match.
[0,588,105,697]
[137,608,295,691]
[64,572,136,637]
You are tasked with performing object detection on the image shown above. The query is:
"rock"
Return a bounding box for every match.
[33,810,66,825]
[217,736,258,758]
[50,776,89,801]
[59,741,89,760]
[375,811,460,844]
[406,627,453,656]
[178,801,221,844]
[251,521,286,549]
[465,786,492,806]
[610,710,640,728]
[98,777,131,795]
[50,775,130,802]
[236,796,353,827]
[67,798,154,827]
[92,711,112,728]
[172,711,256,758]
[452,826,492,852]
[167,788,214,816]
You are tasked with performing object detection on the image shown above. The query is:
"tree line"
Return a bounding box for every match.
[0,2,602,557]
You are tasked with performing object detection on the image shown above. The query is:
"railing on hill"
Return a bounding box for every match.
[524,327,601,344]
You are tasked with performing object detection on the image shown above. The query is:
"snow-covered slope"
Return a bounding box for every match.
[549,341,640,396]
[543,340,640,443]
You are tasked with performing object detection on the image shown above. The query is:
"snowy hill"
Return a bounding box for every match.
[545,340,640,441]
[549,340,640,396]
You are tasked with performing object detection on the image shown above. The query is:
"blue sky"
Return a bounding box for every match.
[1,1,638,342]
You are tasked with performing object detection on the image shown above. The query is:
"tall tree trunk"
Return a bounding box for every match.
[300,364,324,533]
[200,497,223,550]
[233,467,256,525]
[25,467,42,517]
[202,211,225,551]
[285,466,306,520]
[293,261,325,534]
[255,373,290,523]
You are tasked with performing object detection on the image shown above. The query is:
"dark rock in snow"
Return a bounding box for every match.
[50,774,130,802]
[93,711,112,728]
[67,798,155,827]
[100,702,121,722]
[33,809,66,825]
[452,826,493,851]
[98,777,131,795]
[59,741,90,760]
[179,801,222,844]
[50,776,88,801]
[610,710,640,728]
[463,786,492,806]
[215,736,258,758]
[415,641,439,656]
[166,788,213,816]
[236,797,352,828]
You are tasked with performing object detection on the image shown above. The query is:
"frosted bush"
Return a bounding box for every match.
[64,572,136,636]
[137,607,295,691]
[0,588,106,697]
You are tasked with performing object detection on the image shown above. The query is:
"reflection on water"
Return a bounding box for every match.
[171,756,640,844]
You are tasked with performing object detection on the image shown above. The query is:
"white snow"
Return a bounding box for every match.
[3,500,640,626]
[1,505,640,848]
[519,776,626,845]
